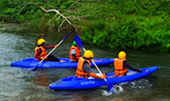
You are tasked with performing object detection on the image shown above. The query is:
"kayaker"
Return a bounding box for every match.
[75,50,106,79]
[69,41,81,62]
[35,38,65,62]
[113,51,142,77]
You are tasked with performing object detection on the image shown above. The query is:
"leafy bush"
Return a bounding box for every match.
[0,0,170,51]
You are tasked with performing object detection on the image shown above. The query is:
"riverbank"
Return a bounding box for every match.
[1,0,170,52]
[1,22,170,53]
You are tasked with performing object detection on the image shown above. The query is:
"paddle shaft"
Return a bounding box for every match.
[45,32,71,58]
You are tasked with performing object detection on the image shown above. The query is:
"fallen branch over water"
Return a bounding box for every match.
[19,2,78,32]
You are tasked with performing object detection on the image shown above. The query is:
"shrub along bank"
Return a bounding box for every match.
[0,0,170,51]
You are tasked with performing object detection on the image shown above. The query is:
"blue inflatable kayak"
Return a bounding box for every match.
[49,66,159,90]
[11,58,114,68]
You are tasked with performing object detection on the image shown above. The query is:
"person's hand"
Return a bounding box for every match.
[100,73,108,79]
[55,45,58,48]
[60,60,65,62]
[40,57,46,60]
[100,75,106,79]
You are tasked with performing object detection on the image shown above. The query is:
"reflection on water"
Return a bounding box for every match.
[0,25,170,101]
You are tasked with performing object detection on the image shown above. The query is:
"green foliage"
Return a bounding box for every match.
[0,0,170,51]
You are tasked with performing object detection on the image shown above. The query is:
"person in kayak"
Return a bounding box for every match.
[113,51,142,77]
[75,50,106,79]
[69,41,81,62]
[35,38,65,62]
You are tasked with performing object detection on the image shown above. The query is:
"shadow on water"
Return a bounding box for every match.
[0,24,170,101]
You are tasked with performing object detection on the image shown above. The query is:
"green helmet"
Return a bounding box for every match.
[72,41,77,46]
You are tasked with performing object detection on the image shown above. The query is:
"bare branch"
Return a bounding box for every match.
[58,20,65,32]
[19,2,79,32]
[39,6,72,25]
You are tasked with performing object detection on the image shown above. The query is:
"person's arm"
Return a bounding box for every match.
[124,61,142,73]
[83,62,105,79]
[35,48,42,60]
[44,45,55,49]
[89,72,106,79]
[71,49,78,62]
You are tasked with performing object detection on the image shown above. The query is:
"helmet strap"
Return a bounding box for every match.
[83,57,92,60]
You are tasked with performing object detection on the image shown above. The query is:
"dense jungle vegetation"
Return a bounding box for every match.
[0,0,170,52]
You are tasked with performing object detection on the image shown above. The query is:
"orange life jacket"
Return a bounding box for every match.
[35,46,47,60]
[76,57,91,78]
[69,45,81,62]
[114,58,127,77]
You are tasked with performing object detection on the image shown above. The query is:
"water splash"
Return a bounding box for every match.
[102,90,113,96]
[102,78,152,96]
[102,85,124,96]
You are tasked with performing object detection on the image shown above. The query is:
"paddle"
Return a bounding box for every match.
[74,34,114,93]
[31,31,72,71]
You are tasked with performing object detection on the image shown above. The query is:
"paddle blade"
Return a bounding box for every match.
[31,61,42,71]
[104,78,114,94]
[31,66,37,71]
[74,34,84,48]
[107,84,114,93]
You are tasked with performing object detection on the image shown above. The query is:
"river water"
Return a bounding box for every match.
[0,24,170,101]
